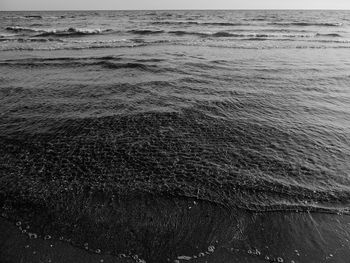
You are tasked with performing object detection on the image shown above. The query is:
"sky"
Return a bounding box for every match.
[1,0,350,11]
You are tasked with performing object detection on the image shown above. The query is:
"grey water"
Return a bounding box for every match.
[0,10,350,263]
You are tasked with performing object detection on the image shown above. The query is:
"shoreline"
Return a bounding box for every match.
[2,194,350,262]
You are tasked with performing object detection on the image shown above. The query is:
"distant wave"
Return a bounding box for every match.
[269,22,343,27]
[5,26,39,33]
[37,28,112,37]
[168,30,313,38]
[24,15,43,19]
[316,33,342,37]
[152,21,246,26]
[0,43,146,51]
[168,30,208,37]
[243,18,268,21]
[5,26,112,37]
[169,30,243,37]
[128,29,165,35]
[0,37,63,43]
[0,33,17,38]
[152,21,343,27]
[97,61,162,72]
[0,57,166,73]
[4,15,66,19]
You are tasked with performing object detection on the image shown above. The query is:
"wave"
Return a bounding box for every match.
[5,26,112,37]
[0,38,63,43]
[0,43,146,51]
[97,61,162,72]
[168,30,313,38]
[168,30,208,37]
[270,22,343,27]
[152,21,246,26]
[128,29,165,35]
[0,57,163,72]
[24,15,43,19]
[316,33,342,37]
[4,15,66,19]
[37,28,113,37]
[5,26,39,33]
[168,30,250,37]
[0,33,17,38]
[152,20,343,28]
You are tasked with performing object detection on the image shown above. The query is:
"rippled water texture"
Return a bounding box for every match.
[0,10,350,263]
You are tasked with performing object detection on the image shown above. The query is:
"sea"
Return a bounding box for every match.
[0,10,350,263]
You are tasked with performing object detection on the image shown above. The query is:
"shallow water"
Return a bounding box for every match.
[0,10,350,263]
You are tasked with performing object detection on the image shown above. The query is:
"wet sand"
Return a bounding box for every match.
[0,217,134,263]
[1,195,350,263]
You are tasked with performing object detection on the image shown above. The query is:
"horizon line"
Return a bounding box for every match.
[1,8,350,12]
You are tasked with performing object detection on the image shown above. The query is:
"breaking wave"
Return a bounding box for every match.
[5,26,113,37]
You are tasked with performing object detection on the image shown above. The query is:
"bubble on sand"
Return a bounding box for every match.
[208,245,215,253]
[84,242,89,250]
[28,233,38,239]
[96,249,101,254]
[198,252,205,257]
[44,235,51,240]
[277,257,284,262]
[16,221,22,226]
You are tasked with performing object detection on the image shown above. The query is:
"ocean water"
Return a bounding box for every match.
[0,10,350,263]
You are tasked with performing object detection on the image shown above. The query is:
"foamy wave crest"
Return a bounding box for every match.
[37,28,113,37]
[5,26,112,37]
[5,26,41,33]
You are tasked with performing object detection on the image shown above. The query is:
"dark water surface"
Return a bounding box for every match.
[0,10,350,263]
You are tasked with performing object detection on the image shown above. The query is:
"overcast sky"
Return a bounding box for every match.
[1,0,350,11]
